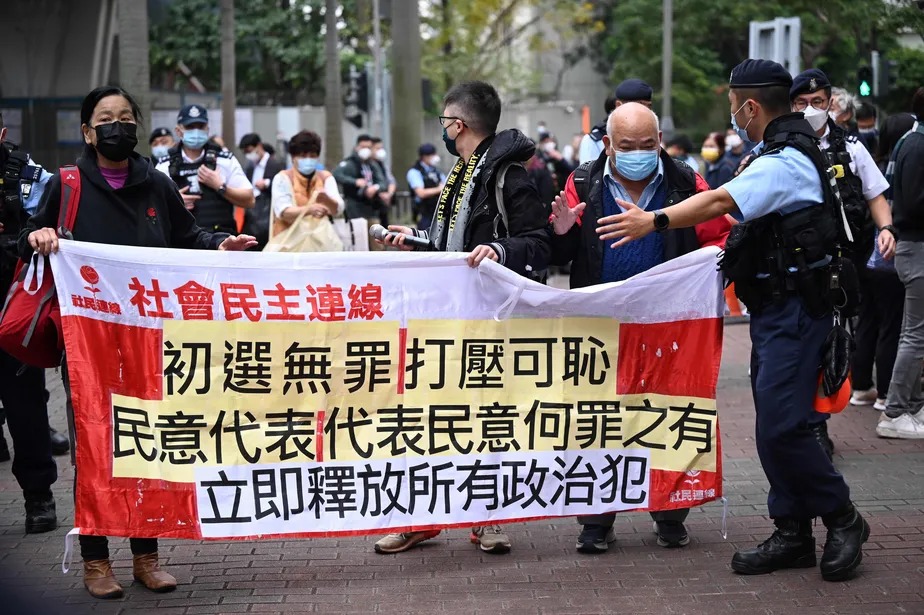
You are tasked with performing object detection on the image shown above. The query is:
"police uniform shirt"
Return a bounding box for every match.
[723,143,823,222]
[578,133,605,164]
[155,148,252,193]
[819,126,889,201]
[20,157,53,215]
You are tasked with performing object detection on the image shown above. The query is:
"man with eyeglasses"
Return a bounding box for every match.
[789,69,896,452]
[373,80,551,555]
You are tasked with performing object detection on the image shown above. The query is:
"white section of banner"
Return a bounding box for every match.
[50,241,724,328]
[194,448,651,538]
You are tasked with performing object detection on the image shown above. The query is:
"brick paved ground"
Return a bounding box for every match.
[2,322,923,615]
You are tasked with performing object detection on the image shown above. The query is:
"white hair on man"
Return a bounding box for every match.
[830,87,858,119]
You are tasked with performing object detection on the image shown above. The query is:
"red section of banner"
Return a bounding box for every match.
[397,326,407,394]
[617,318,723,398]
[64,315,200,539]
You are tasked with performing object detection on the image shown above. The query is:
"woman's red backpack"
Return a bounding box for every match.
[0,166,81,367]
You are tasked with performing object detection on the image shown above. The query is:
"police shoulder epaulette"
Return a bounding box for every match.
[845,134,859,144]
[217,149,235,159]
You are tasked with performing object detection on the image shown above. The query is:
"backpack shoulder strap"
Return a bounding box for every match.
[493,160,524,239]
[572,160,593,204]
[57,165,81,238]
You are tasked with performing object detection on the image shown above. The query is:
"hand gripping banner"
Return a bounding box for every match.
[52,241,725,540]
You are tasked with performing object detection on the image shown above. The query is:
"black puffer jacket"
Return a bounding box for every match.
[419,129,551,278]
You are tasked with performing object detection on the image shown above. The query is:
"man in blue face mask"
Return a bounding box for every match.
[548,102,731,554]
[155,104,255,234]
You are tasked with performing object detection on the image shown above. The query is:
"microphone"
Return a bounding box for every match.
[369,224,431,250]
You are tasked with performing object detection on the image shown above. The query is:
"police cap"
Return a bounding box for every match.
[148,127,171,145]
[790,69,831,100]
[615,78,653,102]
[418,143,437,156]
[177,104,209,126]
[729,59,793,89]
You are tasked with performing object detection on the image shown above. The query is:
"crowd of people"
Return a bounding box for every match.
[0,57,922,599]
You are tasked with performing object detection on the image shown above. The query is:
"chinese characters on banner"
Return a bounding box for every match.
[52,241,725,540]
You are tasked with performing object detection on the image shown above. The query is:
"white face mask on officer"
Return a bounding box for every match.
[803,105,830,132]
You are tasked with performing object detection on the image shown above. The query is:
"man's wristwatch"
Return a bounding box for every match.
[217,183,227,197]
[880,224,899,240]
[653,209,670,232]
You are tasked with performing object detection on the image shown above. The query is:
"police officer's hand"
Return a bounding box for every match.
[197,165,222,190]
[597,199,655,248]
[179,186,200,211]
[28,227,58,255]
[467,245,499,268]
[218,234,258,251]
[878,228,897,260]
[550,190,586,236]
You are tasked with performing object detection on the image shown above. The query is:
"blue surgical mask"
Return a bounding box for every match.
[730,100,753,142]
[612,150,659,181]
[296,157,319,176]
[182,128,208,150]
[151,145,170,160]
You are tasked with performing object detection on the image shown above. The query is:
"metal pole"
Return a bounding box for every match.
[219,0,237,152]
[661,0,674,136]
[372,0,384,137]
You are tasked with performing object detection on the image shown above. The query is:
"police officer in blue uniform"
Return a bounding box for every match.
[601,59,869,582]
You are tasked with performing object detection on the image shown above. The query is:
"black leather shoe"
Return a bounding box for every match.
[820,503,869,581]
[24,491,58,534]
[811,423,835,461]
[0,425,10,463]
[731,518,815,575]
[49,427,69,456]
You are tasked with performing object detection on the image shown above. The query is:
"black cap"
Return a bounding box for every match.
[418,143,437,156]
[149,127,171,145]
[790,69,831,100]
[729,59,793,89]
[177,104,209,126]
[615,78,653,102]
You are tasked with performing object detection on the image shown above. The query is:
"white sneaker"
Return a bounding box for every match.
[874,398,887,412]
[850,388,877,406]
[876,413,924,439]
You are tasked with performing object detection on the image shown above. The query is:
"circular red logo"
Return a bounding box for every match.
[80,265,99,285]
[147,208,156,218]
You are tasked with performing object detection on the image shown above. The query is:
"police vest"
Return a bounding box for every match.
[411,160,441,217]
[167,143,236,233]
[0,141,38,236]
[719,113,859,318]
[824,121,874,268]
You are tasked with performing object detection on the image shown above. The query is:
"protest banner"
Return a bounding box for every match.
[52,241,725,540]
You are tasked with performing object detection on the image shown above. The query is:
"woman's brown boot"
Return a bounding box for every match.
[83,559,123,599]
[132,552,177,592]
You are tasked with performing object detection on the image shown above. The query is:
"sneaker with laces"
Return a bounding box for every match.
[576,524,617,554]
[470,525,511,553]
[873,398,886,412]
[373,530,441,554]
[876,413,924,439]
[849,388,877,406]
[653,520,690,548]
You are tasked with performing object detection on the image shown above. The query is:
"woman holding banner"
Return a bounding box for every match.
[19,85,256,599]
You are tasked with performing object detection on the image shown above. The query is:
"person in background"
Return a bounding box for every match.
[538,133,575,189]
[829,87,859,135]
[333,134,388,241]
[664,134,699,171]
[723,130,751,172]
[208,135,227,150]
[239,132,284,249]
[406,143,445,230]
[20,85,256,600]
[579,79,653,163]
[371,137,396,227]
[155,105,254,234]
[269,130,343,244]
[855,102,879,155]
[148,127,174,163]
[701,132,736,189]
[561,133,583,168]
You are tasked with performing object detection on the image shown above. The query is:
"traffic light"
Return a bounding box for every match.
[857,65,873,97]
[879,59,899,98]
[357,70,369,113]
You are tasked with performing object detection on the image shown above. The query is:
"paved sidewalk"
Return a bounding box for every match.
[1,323,923,614]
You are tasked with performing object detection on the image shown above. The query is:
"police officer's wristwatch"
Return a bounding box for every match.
[217,183,228,198]
[880,224,899,240]
[652,209,670,233]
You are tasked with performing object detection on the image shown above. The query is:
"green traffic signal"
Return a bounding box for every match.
[859,80,871,97]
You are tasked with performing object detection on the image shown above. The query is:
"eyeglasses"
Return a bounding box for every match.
[438,116,467,127]
[793,97,829,111]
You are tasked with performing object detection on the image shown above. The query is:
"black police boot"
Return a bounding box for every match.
[0,424,10,463]
[24,490,58,534]
[820,502,869,582]
[49,427,70,456]
[811,422,835,461]
[731,518,815,575]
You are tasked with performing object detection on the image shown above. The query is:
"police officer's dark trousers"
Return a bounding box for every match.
[749,296,850,519]
[0,350,57,494]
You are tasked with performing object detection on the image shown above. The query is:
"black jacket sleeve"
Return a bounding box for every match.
[161,176,227,250]
[549,223,581,267]
[490,165,552,277]
[18,172,62,260]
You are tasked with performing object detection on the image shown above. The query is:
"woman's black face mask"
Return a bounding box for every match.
[93,121,138,162]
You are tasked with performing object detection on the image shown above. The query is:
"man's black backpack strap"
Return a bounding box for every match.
[572,160,594,204]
